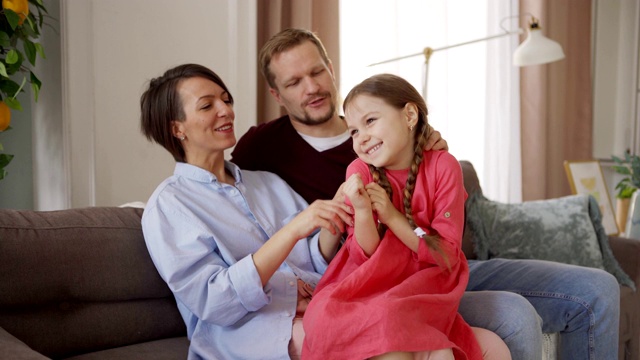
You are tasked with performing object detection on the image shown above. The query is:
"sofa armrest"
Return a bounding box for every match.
[609,235,640,288]
[0,327,48,360]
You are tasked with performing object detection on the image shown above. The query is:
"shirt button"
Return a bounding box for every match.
[444,212,451,218]
[289,281,295,286]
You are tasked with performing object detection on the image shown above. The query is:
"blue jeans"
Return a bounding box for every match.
[460,258,620,360]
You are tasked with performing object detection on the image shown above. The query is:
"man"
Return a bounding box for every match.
[232,28,620,360]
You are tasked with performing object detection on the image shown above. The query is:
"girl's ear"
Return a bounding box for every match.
[404,103,419,129]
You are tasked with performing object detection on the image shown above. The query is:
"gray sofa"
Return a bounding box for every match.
[460,160,640,360]
[0,161,638,359]
[0,206,189,359]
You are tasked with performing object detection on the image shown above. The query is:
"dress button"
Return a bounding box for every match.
[444,212,451,218]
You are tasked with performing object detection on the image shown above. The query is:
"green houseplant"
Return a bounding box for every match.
[612,153,640,232]
[612,153,640,199]
[0,0,48,180]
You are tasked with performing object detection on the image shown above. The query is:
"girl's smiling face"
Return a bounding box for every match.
[345,94,417,170]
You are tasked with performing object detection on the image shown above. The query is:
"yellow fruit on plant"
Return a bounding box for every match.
[2,0,29,25]
[0,101,11,132]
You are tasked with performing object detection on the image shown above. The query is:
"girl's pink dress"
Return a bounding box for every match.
[302,150,482,360]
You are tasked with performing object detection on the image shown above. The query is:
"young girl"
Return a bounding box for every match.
[301,74,511,360]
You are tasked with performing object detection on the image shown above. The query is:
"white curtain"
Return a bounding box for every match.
[340,0,522,203]
[484,0,522,202]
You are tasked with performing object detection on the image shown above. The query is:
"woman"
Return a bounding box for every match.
[139,63,352,359]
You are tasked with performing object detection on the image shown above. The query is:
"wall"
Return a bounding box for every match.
[592,0,640,213]
[21,0,256,210]
[593,0,640,159]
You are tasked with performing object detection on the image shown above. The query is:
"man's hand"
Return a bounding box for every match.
[425,125,448,151]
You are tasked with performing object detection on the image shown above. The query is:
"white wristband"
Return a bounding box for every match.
[414,227,426,238]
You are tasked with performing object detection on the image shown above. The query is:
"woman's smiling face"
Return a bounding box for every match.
[345,94,416,170]
[173,77,237,161]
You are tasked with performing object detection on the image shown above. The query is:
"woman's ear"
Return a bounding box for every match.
[404,103,419,129]
[171,121,184,140]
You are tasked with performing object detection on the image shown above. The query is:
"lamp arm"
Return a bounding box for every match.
[368,28,524,67]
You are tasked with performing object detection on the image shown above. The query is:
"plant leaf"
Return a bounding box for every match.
[4,96,22,111]
[0,153,14,168]
[0,63,8,78]
[34,42,45,59]
[0,31,10,47]
[6,49,19,65]
[619,187,637,199]
[4,9,20,31]
[0,78,21,97]
[12,76,26,99]
[23,40,36,65]
[4,51,23,74]
[30,71,41,101]
[612,165,631,175]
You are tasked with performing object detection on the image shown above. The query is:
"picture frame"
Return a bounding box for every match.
[625,190,640,238]
[564,160,619,235]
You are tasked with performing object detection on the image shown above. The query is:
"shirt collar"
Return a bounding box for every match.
[174,161,243,185]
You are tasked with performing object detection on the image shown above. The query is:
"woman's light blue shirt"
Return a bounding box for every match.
[141,161,330,360]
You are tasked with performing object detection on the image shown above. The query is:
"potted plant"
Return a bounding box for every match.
[611,153,640,232]
[0,0,48,180]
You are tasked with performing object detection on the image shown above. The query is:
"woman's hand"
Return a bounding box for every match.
[287,199,353,240]
[254,198,352,286]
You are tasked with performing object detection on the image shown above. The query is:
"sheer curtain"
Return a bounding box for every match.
[340,0,522,203]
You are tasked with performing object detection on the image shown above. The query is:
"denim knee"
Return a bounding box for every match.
[459,291,542,360]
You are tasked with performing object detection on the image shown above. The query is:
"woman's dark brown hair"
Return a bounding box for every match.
[343,73,448,267]
[140,63,234,162]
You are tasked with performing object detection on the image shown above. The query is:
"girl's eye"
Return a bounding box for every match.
[201,104,212,110]
[366,118,376,125]
[223,99,233,104]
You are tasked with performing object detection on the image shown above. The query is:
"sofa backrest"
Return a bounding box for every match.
[0,206,186,358]
[460,160,482,260]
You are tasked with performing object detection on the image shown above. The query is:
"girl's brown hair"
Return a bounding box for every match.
[343,74,448,266]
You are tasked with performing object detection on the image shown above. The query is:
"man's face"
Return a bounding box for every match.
[268,41,338,126]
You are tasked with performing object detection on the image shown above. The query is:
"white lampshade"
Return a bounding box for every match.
[513,20,565,67]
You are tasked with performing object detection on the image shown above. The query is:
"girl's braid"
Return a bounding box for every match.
[403,120,450,269]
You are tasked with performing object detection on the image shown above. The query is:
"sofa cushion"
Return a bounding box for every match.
[0,207,186,358]
[64,337,189,360]
[466,193,635,289]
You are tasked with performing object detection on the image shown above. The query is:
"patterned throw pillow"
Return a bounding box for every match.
[465,193,634,289]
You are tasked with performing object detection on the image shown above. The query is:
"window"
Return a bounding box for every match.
[339,0,522,202]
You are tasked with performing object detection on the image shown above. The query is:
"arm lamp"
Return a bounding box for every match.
[368,15,565,100]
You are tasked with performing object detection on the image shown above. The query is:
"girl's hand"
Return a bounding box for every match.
[366,182,402,225]
[343,173,372,212]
